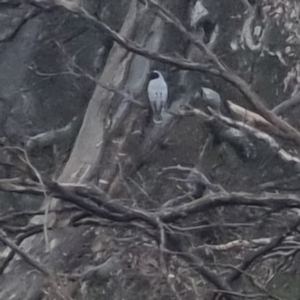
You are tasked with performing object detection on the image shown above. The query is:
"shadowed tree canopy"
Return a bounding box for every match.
[1,0,300,300]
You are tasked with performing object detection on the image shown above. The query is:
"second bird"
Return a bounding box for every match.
[147,70,168,124]
[200,87,221,112]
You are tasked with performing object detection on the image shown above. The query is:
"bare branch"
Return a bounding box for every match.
[183,107,300,169]
[30,54,146,109]
[0,226,44,274]
[142,0,225,70]
[160,192,300,223]
[0,6,38,42]
[205,236,300,251]
[70,256,121,282]
[214,263,283,300]
[212,289,265,299]
[26,115,83,151]
[227,216,300,283]
[272,91,300,116]
[0,208,79,224]
[179,251,234,300]
[3,147,51,250]
[0,230,51,276]
[2,179,300,224]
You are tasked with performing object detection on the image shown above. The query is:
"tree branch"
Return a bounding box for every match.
[227,216,300,283]
[0,230,51,276]
[272,91,300,116]
[0,226,44,274]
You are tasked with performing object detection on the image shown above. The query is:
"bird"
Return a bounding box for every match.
[147,70,168,124]
[199,87,222,113]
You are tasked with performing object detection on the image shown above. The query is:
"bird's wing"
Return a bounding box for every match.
[160,81,168,108]
[147,82,159,113]
[154,80,168,111]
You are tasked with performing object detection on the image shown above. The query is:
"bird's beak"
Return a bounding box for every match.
[199,87,204,98]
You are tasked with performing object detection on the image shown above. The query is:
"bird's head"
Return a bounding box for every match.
[200,87,216,100]
[149,70,163,80]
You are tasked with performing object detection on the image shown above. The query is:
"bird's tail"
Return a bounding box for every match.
[152,106,163,124]
[153,114,163,124]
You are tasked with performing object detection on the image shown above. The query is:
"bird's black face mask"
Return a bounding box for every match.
[149,71,160,80]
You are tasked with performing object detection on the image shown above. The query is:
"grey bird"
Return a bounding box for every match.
[147,70,168,124]
[200,87,222,112]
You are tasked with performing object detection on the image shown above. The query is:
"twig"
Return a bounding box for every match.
[169,223,255,232]
[0,226,44,274]
[30,61,146,108]
[157,218,167,275]
[25,115,83,151]
[70,256,120,281]
[0,207,79,224]
[143,0,225,70]
[199,134,212,163]
[227,216,300,283]
[212,289,265,299]
[212,263,283,300]
[180,252,233,300]
[159,192,300,223]
[8,147,51,251]
[206,238,273,251]
[0,230,51,276]
[272,91,300,116]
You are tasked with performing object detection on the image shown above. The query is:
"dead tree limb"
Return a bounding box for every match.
[25,115,83,151]
[2,178,300,225]
[272,91,300,116]
[0,230,51,277]
[0,226,44,274]
[227,216,300,283]
[160,192,300,223]
[70,256,121,282]
[181,107,300,170]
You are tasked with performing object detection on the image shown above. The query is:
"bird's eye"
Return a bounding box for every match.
[150,72,160,80]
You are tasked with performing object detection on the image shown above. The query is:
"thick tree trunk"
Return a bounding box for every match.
[60,0,139,184]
